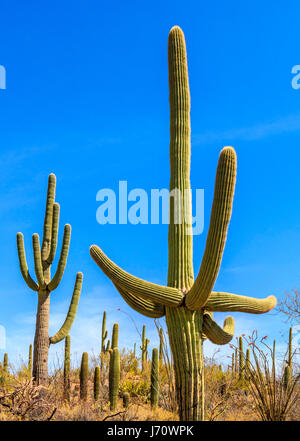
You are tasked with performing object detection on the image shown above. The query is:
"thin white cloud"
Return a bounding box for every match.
[193,113,300,145]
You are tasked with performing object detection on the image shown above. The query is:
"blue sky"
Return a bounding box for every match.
[0,1,300,369]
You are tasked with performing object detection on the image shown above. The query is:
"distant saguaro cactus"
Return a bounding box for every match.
[94,366,100,401]
[284,365,291,390]
[28,344,32,375]
[80,352,89,401]
[112,323,119,349]
[288,327,292,370]
[140,325,149,370]
[239,337,244,379]
[101,311,108,353]
[89,26,277,421]
[64,335,71,401]
[151,348,159,409]
[3,353,8,373]
[16,174,83,384]
[109,348,120,411]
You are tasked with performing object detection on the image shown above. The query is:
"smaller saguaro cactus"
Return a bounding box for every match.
[94,366,100,401]
[3,353,8,373]
[80,352,89,401]
[151,348,159,410]
[140,325,149,370]
[239,337,244,379]
[159,328,164,364]
[101,311,108,353]
[288,327,292,370]
[234,348,238,376]
[123,392,130,408]
[109,348,120,411]
[28,344,32,375]
[133,343,136,358]
[284,365,291,390]
[112,323,119,349]
[64,335,71,401]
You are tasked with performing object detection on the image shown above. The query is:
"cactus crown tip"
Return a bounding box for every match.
[169,25,184,35]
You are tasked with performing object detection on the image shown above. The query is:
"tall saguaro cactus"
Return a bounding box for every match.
[140,325,149,370]
[151,348,159,409]
[101,311,108,353]
[64,335,71,401]
[109,347,120,411]
[90,26,277,421]
[16,174,83,384]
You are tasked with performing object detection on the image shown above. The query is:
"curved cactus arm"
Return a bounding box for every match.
[32,234,45,288]
[46,202,60,265]
[49,272,83,344]
[205,292,277,314]
[90,245,183,307]
[202,313,235,345]
[186,147,237,310]
[114,282,165,318]
[41,173,56,262]
[48,224,71,291]
[16,233,39,291]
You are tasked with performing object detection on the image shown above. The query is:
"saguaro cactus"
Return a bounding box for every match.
[3,353,8,373]
[123,392,130,408]
[80,352,89,401]
[239,337,244,379]
[288,327,292,370]
[140,325,149,370]
[28,344,32,375]
[109,347,120,411]
[94,366,100,401]
[64,335,71,401]
[112,323,119,349]
[159,328,164,364]
[17,174,83,384]
[101,311,108,353]
[151,348,159,409]
[90,26,277,421]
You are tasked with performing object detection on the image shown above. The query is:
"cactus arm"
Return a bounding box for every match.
[48,224,71,291]
[90,245,183,306]
[32,234,45,288]
[16,233,39,291]
[113,282,165,318]
[202,313,235,345]
[205,292,277,314]
[47,202,60,265]
[49,272,83,344]
[41,173,56,262]
[186,147,237,310]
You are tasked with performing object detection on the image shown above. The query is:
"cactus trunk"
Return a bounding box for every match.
[109,348,120,411]
[150,348,159,410]
[80,352,89,401]
[33,290,50,383]
[64,335,71,401]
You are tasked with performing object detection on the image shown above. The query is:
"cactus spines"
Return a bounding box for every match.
[80,352,89,401]
[3,353,8,373]
[109,347,120,411]
[159,328,164,363]
[101,311,108,353]
[151,348,159,410]
[123,392,130,408]
[239,337,244,379]
[28,344,32,375]
[94,366,100,401]
[89,26,277,421]
[64,335,71,401]
[112,323,119,349]
[16,174,83,384]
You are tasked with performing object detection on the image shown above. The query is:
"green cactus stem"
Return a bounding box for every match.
[151,348,159,409]
[64,335,71,401]
[284,365,291,390]
[239,337,244,379]
[89,26,277,421]
[28,344,32,375]
[112,323,119,349]
[288,327,292,370]
[101,311,108,353]
[140,325,149,370]
[245,348,250,372]
[109,348,120,411]
[16,174,83,384]
[3,353,8,373]
[80,352,89,401]
[123,392,130,408]
[94,366,100,401]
